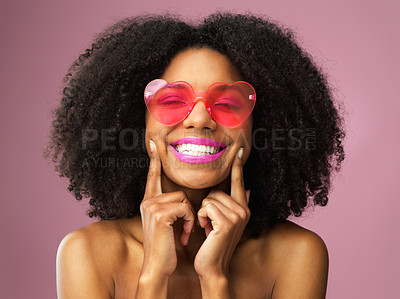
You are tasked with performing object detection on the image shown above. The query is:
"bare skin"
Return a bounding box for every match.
[57,217,328,298]
[56,48,329,298]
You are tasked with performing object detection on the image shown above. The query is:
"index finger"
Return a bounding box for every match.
[230,147,246,205]
[144,139,162,197]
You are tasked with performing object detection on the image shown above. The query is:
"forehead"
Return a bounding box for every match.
[161,48,242,91]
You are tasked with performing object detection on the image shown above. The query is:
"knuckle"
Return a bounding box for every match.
[153,211,165,223]
[173,190,187,202]
[231,212,241,223]
[147,202,159,214]
[146,169,154,180]
[147,167,160,179]
[146,173,154,183]
[236,207,248,220]
[202,197,213,206]
[232,177,244,187]
[245,207,251,219]
[140,199,151,211]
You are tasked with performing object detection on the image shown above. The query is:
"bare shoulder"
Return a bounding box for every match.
[258,220,329,299]
[262,220,328,255]
[57,217,143,268]
[56,217,143,299]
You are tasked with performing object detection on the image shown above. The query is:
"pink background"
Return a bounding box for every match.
[1,0,399,298]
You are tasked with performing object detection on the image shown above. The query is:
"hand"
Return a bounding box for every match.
[139,140,196,278]
[194,147,251,278]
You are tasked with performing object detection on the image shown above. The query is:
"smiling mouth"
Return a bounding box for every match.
[173,143,224,156]
[170,137,228,164]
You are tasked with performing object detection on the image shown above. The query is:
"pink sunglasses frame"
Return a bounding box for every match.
[144,79,256,128]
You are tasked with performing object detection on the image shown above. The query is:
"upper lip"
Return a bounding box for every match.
[170,137,227,148]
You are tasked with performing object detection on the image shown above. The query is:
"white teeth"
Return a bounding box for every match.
[174,143,222,156]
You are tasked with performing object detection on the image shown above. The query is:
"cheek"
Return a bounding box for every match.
[145,110,151,128]
[145,112,172,146]
[229,125,252,150]
[145,112,160,145]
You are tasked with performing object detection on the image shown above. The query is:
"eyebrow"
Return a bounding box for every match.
[212,85,241,91]
[164,82,190,91]
[166,82,244,93]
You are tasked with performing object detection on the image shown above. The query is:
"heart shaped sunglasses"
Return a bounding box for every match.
[144,79,256,128]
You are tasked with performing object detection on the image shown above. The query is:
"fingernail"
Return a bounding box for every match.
[238,147,244,159]
[149,140,155,153]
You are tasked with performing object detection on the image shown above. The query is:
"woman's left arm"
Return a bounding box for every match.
[194,147,250,299]
[271,233,329,299]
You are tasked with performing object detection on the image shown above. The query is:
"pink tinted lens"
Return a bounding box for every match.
[144,79,256,127]
[206,82,256,127]
[145,80,192,125]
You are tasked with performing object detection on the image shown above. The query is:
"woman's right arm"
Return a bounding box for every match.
[135,139,195,298]
[56,140,194,299]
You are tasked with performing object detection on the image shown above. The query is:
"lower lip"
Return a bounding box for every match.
[170,145,227,164]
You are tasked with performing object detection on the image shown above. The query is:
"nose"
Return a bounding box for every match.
[182,97,217,130]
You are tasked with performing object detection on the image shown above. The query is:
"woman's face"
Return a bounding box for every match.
[145,47,253,189]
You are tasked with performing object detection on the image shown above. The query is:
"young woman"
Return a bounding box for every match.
[45,12,346,298]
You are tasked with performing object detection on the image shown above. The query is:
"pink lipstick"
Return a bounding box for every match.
[170,137,227,164]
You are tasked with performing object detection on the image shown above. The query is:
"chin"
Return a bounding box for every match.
[170,171,226,190]
[181,181,215,190]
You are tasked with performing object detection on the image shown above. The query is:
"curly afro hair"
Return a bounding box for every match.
[44,12,346,236]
